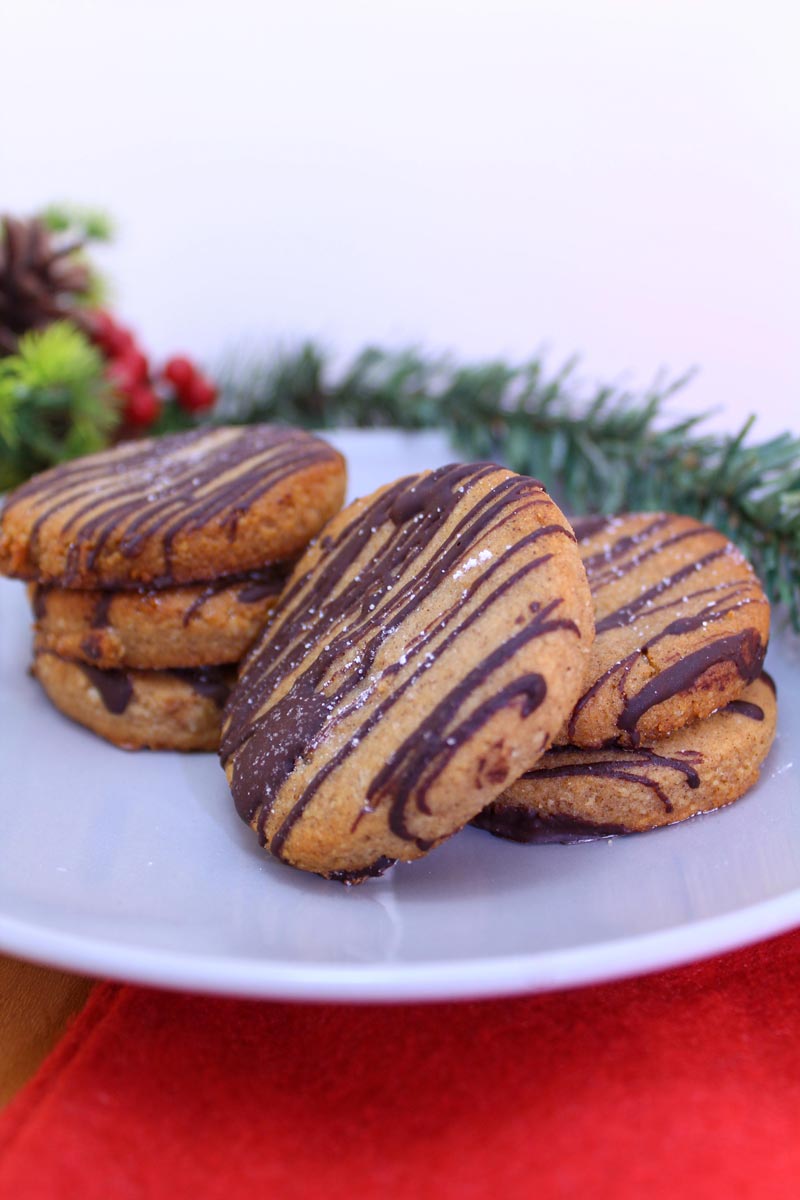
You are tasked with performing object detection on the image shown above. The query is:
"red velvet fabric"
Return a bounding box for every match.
[2,930,800,1198]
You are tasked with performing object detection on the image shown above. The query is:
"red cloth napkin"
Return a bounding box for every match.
[2,930,800,1199]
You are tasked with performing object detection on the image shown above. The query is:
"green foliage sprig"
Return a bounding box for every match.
[38,203,113,309]
[0,322,119,490]
[216,344,800,627]
[39,203,114,245]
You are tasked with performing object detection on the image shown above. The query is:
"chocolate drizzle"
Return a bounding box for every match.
[180,565,288,626]
[180,583,219,626]
[522,746,703,813]
[326,856,397,884]
[34,565,289,641]
[168,667,231,708]
[78,663,134,714]
[473,746,702,841]
[221,464,583,866]
[31,586,47,620]
[584,521,712,599]
[473,806,632,845]
[78,661,230,714]
[723,699,765,721]
[617,629,763,742]
[593,547,727,633]
[236,567,288,604]
[567,512,769,744]
[91,592,114,628]
[6,426,339,586]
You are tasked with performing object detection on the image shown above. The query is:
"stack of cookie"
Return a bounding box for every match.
[0,425,346,750]
[475,512,775,843]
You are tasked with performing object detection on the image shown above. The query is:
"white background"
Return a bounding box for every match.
[3,0,798,433]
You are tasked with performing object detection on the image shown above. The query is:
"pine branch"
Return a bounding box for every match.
[215,344,800,628]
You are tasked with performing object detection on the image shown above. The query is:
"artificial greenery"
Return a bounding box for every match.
[215,344,800,628]
[0,322,119,490]
[38,203,113,310]
[0,296,797,627]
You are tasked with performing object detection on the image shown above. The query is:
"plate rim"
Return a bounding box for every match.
[3,432,798,1005]
[2,889,798,1002]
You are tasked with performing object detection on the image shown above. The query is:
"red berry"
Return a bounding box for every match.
[85,309,117,343]
[85,309,108,336]
[177,374,217,413]
[108,327,136,358]
[162,356,197,392]
[124,386,161,428]
[107,349,150,392]
[87,310,136,358]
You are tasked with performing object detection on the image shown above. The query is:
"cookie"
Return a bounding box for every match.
[221,463,595,881]
[0,425,346,588]
[474,674,777,842]
[29,563,290,670]
[32,651,234,751]
[562,512,770,748]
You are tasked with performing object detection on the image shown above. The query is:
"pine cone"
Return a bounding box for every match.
[0,215,91,355]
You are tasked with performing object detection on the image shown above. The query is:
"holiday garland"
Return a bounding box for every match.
[1,208,798,628]
[215,345,800,629]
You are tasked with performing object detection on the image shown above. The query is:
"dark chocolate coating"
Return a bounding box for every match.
[326,856,397,884]
[722,699,765,721]
[180,565,289,626]
[472,806,632,844]
[77,662,231,713]
[91,592,114,628]
[78,664,134,714]
[167,667,231,708]
[568,514,767,745]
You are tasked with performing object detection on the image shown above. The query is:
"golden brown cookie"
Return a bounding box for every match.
[29,563,290,670]
[32,651,233,751]
[0,425,346,588]
[474,674,777,842]
[221,463,595,882]
[561,513,770,748]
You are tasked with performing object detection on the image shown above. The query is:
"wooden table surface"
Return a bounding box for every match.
[0,955,94,1107]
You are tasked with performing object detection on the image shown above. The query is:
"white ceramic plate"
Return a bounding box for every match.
[1,431,798,1002]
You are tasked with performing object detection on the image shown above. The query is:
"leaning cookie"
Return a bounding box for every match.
[221,463,595,882]
[32,651,233,751]
[562,513,770,748]
[0,425,346,588]
[29,563,290,670]
[474,674,777,843]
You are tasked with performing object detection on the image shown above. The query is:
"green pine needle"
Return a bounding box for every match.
[215,344,800,628]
